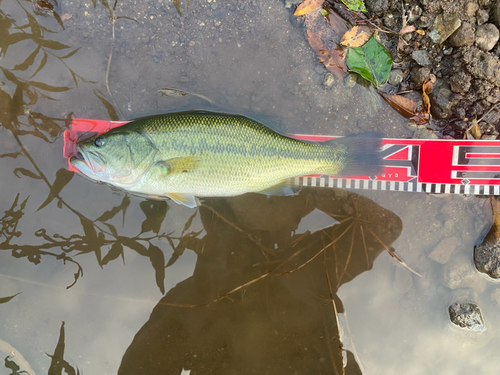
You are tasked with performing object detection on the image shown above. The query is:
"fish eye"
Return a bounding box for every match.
[94,137,105,148]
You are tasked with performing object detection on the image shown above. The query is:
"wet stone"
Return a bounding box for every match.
[411,67,431,88]
[475,239,500,278]
[323,73,335,88]
[387,69,404,86]
[429,236,459,264]
[449,22,475,47]
[475,23,500,51]
[449,302,485,331]
[429,14,462,44]
[412,49,431,66]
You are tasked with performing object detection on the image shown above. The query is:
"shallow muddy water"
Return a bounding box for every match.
[0,0,498,374]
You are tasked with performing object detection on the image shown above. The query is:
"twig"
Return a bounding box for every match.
[276,222,354,276]
[365,226,423,277]
[466,102,500,132]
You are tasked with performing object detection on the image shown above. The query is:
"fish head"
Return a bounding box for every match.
[70,131,150,186]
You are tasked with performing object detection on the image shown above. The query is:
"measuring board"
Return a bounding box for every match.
[64,118,500,196]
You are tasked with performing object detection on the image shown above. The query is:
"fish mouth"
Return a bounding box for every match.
[70,147,105,175]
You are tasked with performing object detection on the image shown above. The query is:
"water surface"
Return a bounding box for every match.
[0,1,496,374]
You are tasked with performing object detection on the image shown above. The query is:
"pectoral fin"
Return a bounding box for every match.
[166,192,198,208]
[155,156,200,176]
[257,179,301,196]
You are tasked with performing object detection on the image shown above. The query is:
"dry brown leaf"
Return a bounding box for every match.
[379,92,417,118]
[411,112,430,125]
[422,79,433,113]
[294,0,323,16]
[380,91,431,125]
[399,25,416,35]
[470,121,481,139]
[307,29,347,80]
[340,26,372,47]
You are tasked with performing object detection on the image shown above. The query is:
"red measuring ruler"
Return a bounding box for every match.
[64,118,500,195]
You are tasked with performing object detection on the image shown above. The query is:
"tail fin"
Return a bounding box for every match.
[326,133,384,177]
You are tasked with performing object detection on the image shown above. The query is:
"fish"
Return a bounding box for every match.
[70,111,383,208]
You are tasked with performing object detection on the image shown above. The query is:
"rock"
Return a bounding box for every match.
[418,15,432,29]
[475,236,500,278]
[387,69,404,86]
[450,71,472,92]
[444,255,487,291]
[407,5,422,23]
[477,9,490,26]
[284,0,302,8]
[465,2,479,17]
[412,49,431,66]
[323,73,335,88]
[476,23,500,51]
[411,67,431,88]
[449,302,485,331]
[383,13,396,28]
[449,22,475,47]
[462,46,500,86]
[429,14,462,44]
[443,46,454,55]
[365,0,389,17]
[429,79,461,119]
[413,127,439,139]
[429,237,459,264]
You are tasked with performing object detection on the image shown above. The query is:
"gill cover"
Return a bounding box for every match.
[72,130,158,186]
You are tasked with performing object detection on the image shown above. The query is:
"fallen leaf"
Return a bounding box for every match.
[470,121,481,139]
[341,0,367,12]
[399,25,416,35]
[340,26,372,47]
[294,0,324,16]
[379,92,429,124]
[323,5,348,35]
[411,112,430,125]
[415,29,425,35]
[346,36,392,88]
[307,29,347,80]
[379,92,416,118]
[422,79,433,113]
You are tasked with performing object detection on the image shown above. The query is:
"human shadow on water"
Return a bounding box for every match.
[118,187,403,375]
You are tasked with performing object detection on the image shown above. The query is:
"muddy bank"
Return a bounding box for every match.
[364,0,500,138]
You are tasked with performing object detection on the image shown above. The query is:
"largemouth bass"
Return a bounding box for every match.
[70,112,383,208]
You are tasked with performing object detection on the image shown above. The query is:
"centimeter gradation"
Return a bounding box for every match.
[64,118,500,196]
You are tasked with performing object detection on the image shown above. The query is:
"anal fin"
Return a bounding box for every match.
[166,192,198,208]
[257,179,301,196]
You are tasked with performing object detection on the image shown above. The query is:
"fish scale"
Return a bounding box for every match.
[70,111,382,207]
